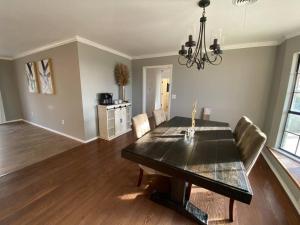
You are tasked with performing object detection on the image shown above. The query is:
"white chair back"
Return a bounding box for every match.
[238,124,267,175]
[234,116,252,144]
[132,113,151,139]
[153,109,167,126]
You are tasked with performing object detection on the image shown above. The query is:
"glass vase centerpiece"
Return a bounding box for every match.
[186,101,197,138]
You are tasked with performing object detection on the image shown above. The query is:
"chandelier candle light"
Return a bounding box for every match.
[178,0,223,70]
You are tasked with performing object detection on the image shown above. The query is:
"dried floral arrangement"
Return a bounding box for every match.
[115,64,129,86]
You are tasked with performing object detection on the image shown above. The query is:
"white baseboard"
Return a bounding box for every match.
[262,151,300,214]
[0,119,23,124]
[84,136,99,143]
[22,119,89,143]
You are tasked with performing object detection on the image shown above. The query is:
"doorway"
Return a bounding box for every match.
[0,90,6,123]
[142,65,173,119]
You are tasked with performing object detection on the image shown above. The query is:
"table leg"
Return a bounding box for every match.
[150,177,208,225]
[229,198,235,222]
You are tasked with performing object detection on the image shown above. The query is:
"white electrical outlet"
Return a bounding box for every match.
[61,120,65,125]
[172,94,176,99]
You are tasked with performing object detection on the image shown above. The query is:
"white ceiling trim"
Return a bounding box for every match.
[0,37,284,61]
[11,35,132,60]
[13,37,77,59]
[222,41,279,50]
[284,31,300,40]
[133,51,178,60]
[75,36,132,60]
[132,41,279,60]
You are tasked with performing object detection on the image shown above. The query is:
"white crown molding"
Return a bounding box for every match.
[132,41,279,60]
[133,51,178,60]
[0,56,13,61]
[13,37,77,59]
[284,31,300,41]
[11,35,132,60]
[75,36,132,60]
[222,41,279,50]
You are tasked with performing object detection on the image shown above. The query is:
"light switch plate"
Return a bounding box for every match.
[172,94,176,99]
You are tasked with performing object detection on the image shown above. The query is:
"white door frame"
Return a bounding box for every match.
[0,90,6,123]
[142,64,173,119]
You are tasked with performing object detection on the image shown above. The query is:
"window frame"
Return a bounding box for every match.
[280,55,300,158]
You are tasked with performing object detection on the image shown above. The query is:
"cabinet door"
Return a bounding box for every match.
[115,108,121,135]
[120,107,127,133]
[107,109,115,138]
[126,106,132,129]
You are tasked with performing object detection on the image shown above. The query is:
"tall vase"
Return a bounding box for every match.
[119,85,125,101]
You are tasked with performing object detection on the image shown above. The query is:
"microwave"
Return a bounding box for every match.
[98,93,113,105]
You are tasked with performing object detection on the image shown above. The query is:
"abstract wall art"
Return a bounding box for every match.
[25,62,39,93]
[37,58,54,94]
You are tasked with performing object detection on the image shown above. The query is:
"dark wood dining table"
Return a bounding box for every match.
[121,116,253,225]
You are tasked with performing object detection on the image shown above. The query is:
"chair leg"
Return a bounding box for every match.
[185,183,192,201]
[229,198,235,222]
[137,168,144,187]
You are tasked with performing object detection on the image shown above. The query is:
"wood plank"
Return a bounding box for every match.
[0,121,81,176]
[0,128,298,224]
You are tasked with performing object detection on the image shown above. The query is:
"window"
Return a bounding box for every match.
[280,55,300,158]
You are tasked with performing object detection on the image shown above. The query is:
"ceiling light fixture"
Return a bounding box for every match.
[232,0,258,6]
[178,0,222,70]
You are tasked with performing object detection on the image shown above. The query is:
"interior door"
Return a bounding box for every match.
[160,78,170,114]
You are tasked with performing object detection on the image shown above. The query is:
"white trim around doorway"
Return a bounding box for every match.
[142,64,173,119]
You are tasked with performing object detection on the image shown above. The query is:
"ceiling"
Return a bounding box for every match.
[1,0,300,59]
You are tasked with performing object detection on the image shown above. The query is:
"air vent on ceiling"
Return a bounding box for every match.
[232,0,258,6]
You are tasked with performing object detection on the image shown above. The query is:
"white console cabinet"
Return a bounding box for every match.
[98,103,132,141]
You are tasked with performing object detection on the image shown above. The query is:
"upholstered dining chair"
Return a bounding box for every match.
[237,124,267,175]
[153,108,167,127]
[132,113,167,186]
[229,124,267,222]
[233,116,253,144]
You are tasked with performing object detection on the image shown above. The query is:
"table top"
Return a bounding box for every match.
[121,116,253,204]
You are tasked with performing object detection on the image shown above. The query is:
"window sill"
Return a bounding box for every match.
[266,146,300,189]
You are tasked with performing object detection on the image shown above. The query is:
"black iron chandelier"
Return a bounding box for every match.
[178,0,223,70]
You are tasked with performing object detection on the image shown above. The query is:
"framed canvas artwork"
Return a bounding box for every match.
[25,62,39,93]
[37,58,54,94]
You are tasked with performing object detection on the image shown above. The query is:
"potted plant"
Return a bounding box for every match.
[115,63,129,101]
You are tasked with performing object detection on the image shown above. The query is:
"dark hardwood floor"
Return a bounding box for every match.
[0,129,299,225]
[0,121,81,176]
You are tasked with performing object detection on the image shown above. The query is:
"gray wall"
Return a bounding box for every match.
[0,59,22,121]
[77,42,132,140]
[263,35,300,212]
[264,35,300,147]
[132,46,277,130]
[13,42,86,140]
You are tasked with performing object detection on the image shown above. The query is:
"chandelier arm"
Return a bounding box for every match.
[192,20,203,62]
[198,20,204,64]
[203,22,221,65]
[203,22,216,65]
[186,58,195,68]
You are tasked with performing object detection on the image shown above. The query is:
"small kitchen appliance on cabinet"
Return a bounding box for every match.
[98,93,113,105]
